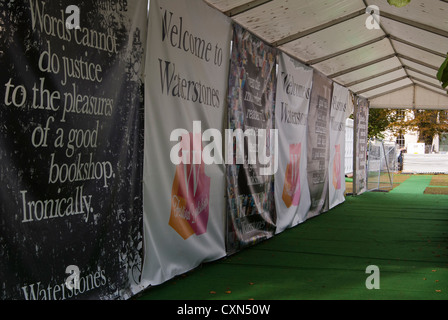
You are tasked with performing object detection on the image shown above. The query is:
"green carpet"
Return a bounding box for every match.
[136,176,448,300]
[389,175,433,194]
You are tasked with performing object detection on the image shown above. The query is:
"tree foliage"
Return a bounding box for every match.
[387,0,411,8]
[368,108,398,139]
[407,110,448,145]
[368,108,448,146]
[388,110,448,145]
[437,54,448,90]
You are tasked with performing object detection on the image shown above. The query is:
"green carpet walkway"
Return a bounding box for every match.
[137,175,448,300]
[390,175,433,194]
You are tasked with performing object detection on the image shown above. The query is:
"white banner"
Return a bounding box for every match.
[274,53,313,234]
[329,83,349,209]
[136,0,231,288]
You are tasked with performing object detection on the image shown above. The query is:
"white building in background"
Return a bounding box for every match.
[382,109,446,154]
[379,110,448,174]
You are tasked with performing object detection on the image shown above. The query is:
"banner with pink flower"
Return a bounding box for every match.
[274,52,313,234]
[329,83,349,209]
[137,0,232,288]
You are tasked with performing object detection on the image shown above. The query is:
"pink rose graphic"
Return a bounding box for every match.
[282,143,301,208]
[169,132,211,240]
[333,144,341,190]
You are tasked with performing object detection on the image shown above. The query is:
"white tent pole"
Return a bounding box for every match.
[353,94,359,196]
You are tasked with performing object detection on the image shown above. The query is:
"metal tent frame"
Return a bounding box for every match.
[205,0,448,110]
[204,0,448,195]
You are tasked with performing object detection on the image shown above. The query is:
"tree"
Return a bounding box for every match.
[410,110,448,145]
[387,0,411,8]
[368,108,398,139]
[388,110,448,146]
[437,55,448,90]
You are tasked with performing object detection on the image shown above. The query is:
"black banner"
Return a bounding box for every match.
[226,24,277,254]
[306,71,333,219]
[355,97,369,195]
[0,0,146,300]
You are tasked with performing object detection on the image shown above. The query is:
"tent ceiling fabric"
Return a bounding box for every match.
[204,0,448,110]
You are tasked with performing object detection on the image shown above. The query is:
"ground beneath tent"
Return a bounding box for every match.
[136,175,448,300]
[425,175,448,195]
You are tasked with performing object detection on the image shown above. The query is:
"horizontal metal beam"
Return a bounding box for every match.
[356,76,409,95]
[273,9,366,47]
[397,54,440,71]
[414,83,448,97]
[380,11,448,39]
[389,36,446,58]
[410,76,445,91]
[223,0,273,17]
[328,53,397,79]
[366,83,414,100]
[344,66,404,87]
[404,66,438,80]
[307,35,387,65]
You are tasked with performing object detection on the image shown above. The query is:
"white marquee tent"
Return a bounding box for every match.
[205,0,448,110]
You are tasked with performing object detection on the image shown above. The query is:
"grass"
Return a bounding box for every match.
[345,173,412,194]
[430,175,448,186]
[423,175,448,195]
[347,174,448,194]
[424,187,448,195]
